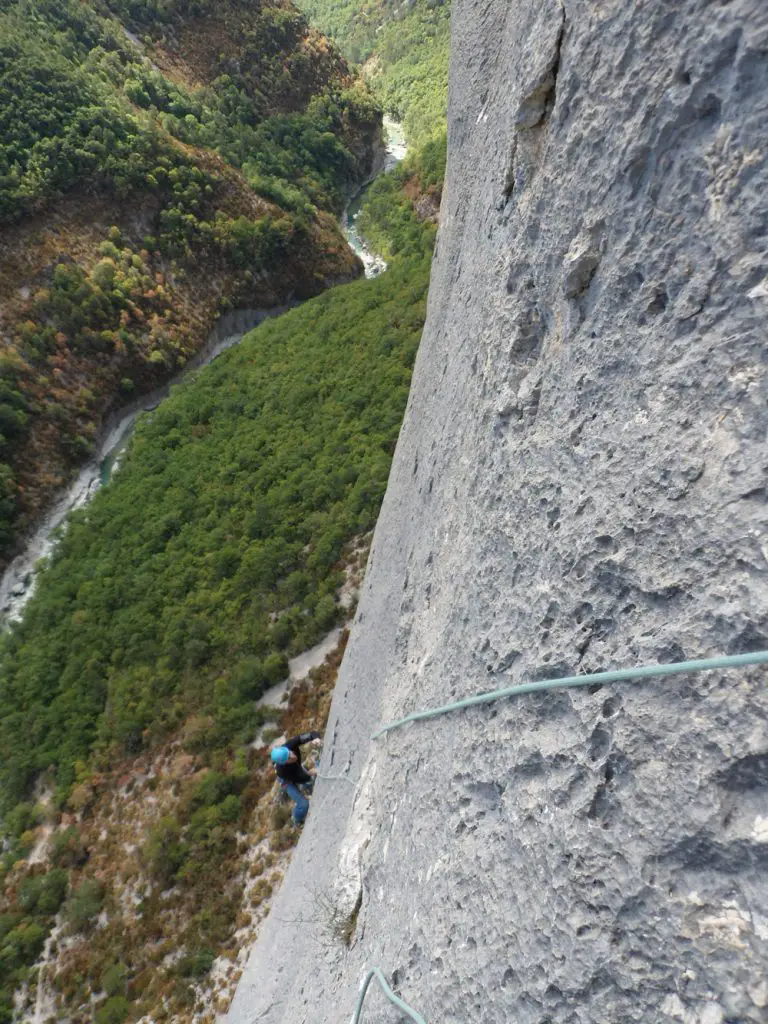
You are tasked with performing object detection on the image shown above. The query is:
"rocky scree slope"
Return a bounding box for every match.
[228,1,768,1023]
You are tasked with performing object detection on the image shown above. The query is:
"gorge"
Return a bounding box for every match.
[2,0,766,1022]
[228,0,768,1022]
[0,122,407,626]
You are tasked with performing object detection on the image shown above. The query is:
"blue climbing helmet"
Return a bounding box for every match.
[271,746,290,765]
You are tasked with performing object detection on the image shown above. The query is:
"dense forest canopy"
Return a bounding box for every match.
[0,191,436,1022]
[295,0,450,148]
[0,0,374,224]
[0,0,379,561]
[0,242,432,805]
[0,0,451,1017]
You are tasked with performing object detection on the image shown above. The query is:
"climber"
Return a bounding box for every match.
[270,730,322,826]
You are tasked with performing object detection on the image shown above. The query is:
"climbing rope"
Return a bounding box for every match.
[373,649,768,738]
[347,649,768,1023]
[351,967,426,1024]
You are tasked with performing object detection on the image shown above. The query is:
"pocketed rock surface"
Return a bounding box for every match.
[227,2,768,1022]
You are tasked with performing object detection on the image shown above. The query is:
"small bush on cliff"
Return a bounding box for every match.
[50,827,86,868]
[177,948,215,978]
[17,870,68,916]
[144,818,186,886]
[101,962,129,998]
[95,995,131,1024]
[65,879,106,931]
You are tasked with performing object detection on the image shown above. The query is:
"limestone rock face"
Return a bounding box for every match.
[228,2,768,1022]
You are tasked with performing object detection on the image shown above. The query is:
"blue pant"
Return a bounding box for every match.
[281,781,311,824]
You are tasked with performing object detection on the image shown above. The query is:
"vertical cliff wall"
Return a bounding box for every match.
[228,1,768,1021]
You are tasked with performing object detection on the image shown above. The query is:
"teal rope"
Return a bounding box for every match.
[351,967,427,1024]
[350,649,768,1023]
[373,650,768,739]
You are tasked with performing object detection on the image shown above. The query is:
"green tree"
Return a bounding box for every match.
[65,879,105,931]
[95,996,131,1024]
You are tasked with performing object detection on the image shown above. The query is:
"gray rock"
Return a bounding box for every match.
[228,1,768,1022]
[562,234,601,298]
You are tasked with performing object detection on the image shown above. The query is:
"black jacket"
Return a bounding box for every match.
[275,731,321,784]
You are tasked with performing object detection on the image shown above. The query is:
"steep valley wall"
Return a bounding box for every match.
[228,1,768,1022]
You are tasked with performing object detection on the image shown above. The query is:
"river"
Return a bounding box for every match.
[344,117,407,277]
[0,121,407,624]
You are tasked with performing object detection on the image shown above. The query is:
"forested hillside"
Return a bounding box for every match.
[295,0,450,148]
[0,0,379,564]
[0,0,452,1018]
[294,0,448,243]
[0,185,436,1023]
